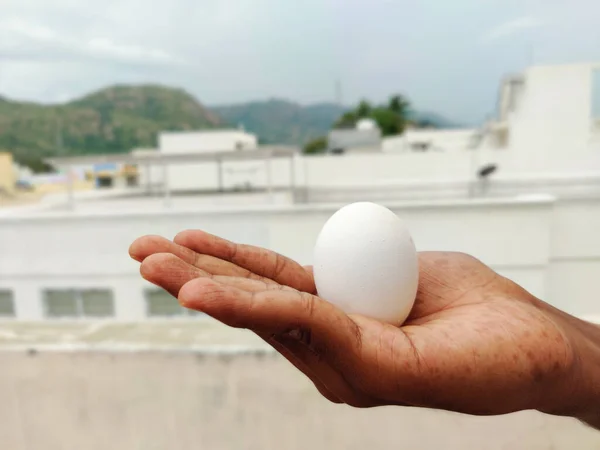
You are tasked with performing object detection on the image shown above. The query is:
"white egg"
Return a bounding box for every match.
[313,202,419,326]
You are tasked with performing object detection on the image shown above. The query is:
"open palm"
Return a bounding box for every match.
[129,230,580,418]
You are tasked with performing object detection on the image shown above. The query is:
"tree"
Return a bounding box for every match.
[356,100,372,118]
[303,136,328,154]
[334,94,412,136]
[370,107,406,136]
[334,111,358,129]
[18,155,53,173]
[389,95,410,116]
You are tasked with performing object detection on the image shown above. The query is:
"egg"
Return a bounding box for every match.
[313,202,419,326]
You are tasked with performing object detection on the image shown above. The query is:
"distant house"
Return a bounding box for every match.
[383,129,479,153]
[327,119,382,154]
[158,129,258,154]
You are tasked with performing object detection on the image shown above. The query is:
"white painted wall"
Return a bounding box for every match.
[159,130,258,154]
[135,150,600,197]
[383,129,478,153]
[136,153,476,193]
[2,196,600,322]
[3,352,599,450]
[485,63,600,173]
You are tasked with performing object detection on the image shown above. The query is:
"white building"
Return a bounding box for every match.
[328,118,383,154]
[144,129,279,192]
[383,129,479,153]
[159,129,258,153]
[0,61,599,324]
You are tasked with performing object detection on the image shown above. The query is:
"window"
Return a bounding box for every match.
[81,290,115,317]
[96,176,114,188]
[44,289,114,319]
[0,290,15,318]
[145,289,204,318]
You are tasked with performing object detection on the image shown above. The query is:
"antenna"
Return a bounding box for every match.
[335,79,343,107]
[528,40,535,66]
[55,116,63,154]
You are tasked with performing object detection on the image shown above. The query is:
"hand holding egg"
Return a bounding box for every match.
[313,202,419,326]
[135,220,583,421]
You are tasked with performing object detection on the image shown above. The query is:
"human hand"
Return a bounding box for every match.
[129,230,600,425]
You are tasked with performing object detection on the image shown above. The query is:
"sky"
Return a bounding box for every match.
[1,0,599,124]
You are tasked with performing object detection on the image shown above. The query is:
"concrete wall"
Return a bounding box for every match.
[3,196,600,321]
[135,147,600,194]
[547,197,600,315]
[137,153,477,193]
[159,130,258,154]
[498,63,600,172]
[383,129,478,153]
[1,351,599,450]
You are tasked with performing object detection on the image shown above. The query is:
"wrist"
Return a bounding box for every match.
[570,318,600,427]
[541,311,600,427]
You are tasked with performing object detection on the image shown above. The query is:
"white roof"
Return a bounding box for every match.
[45,146,298,168]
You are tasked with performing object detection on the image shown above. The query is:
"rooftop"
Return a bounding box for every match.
[0,187,559,221]
[0,320,271,354]
[45,146,298,168]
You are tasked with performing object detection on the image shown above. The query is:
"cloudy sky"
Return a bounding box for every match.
[1,0,599,124]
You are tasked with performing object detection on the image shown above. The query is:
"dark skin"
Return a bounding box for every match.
[129,230,600,429]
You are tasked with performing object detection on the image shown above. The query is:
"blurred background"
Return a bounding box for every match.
[1,0,600,448]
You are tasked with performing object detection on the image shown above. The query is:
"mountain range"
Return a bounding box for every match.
[0,85,460,171]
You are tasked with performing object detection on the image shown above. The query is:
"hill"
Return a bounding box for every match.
[213,99,461,145]
[211,99,346,145]
[0,85,461,171]
[0,85,222,170]
[409,111,462,129]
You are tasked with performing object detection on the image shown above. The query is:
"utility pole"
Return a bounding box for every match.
[56,116,74,210]
[335,79,343,107]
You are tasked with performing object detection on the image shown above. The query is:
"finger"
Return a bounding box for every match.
[130,235,280,285]
[140,252,286,299]
[139,254,359,405]
[178,277,372,407]
[140,253,206,297]
[130,235,197,263]
[178,277,361,369]
[174,230,316,293]
[141,257,374,407]
[139,253,348,404]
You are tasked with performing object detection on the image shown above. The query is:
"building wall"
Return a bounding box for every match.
[137,153,476,192]
[500,63,600,171]
[159,130,258,154]
[0,351,599,450]
[0,152,15,195]
[3,196,600,321]
[383,129,478,153]
[135,147,600,194]
[328,128,382,151]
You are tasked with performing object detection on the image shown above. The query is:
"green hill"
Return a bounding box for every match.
[213,99,462,145]
[211,99,346,145]
[0,85,222,170]
[0,85,461,172]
